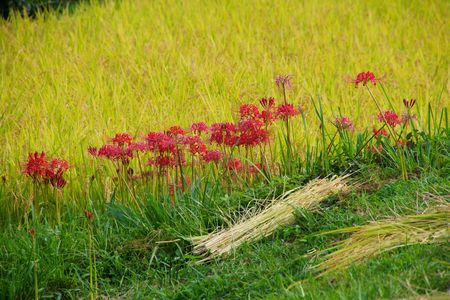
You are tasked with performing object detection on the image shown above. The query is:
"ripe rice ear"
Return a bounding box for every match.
[190,175,352,262]
[312,202,450,277]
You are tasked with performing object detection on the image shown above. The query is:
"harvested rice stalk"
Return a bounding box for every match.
[191,175,351,262]
[312,203,450,276]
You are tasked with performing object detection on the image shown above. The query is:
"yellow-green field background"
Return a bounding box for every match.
[1,0,449,175]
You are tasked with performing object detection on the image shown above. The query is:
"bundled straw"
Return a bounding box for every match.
[191,175,351,262]
[312,202,450,276]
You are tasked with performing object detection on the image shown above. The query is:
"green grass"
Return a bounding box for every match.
[0,173,448,299]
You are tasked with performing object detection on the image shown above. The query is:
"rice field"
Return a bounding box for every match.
[0,0,449,299]
[1,0,448,170]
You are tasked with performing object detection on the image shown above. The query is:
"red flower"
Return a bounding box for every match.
[147,156,177,168]
[378,111,400,127]
[98,144,133,163]
[260,97,275,109]
[276,104,299,120]
[259,97,277,125]
[334,116,354,131]
[228,158,242,171]
[209,123,238,146]
[202,150,222,163]
[189,143,207,155]
[351,71,381,87]
[111,133,133,146]
[128,141,148,152]
[237,119,269,146]
[403,99,416,108]
[239,104,260,121]
[248,163,263,174]
[88,147,99,156]
[167,126,187,137]
[182,135,207,155]
[191,122,209,133]
[50,159,70,172]
[23,152,70,188]
[372,127,387,137]
[28,228,35,237]
[24,152,49,180]
[145,132,176,153]
[260,110,276,125]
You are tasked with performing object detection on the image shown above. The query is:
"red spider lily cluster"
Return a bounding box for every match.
[86,95,300,194]
[23,152,70,188]
[21,72,420,198]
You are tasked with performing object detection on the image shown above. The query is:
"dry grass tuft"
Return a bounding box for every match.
[312,201,450,276]
[190,175,352,262]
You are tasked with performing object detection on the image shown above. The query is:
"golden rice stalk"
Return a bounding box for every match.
[191,175,352,262]
[313,202,450,276]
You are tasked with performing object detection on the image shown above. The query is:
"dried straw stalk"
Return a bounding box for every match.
[191,175,351,262]
[313,203,450,276]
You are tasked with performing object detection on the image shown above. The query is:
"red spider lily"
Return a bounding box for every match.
[237,119,269,146]
[276,104,299,120]
[239,104,260,121]
[351,71,381,87]
[24,152,49,180]
[260,97,276,109]
[49,159,70,172]
[167,126,187,137]
[189,143,207,155]
[191,122,209,134]
[202,150,222,163]
[180,135,202,146]
[248,163,263,174]
[403,99,416,108]
[179,134,206,155]
[275,74,292,90]
[88,147,99,156]
[49,175,67,188]
[373,127,388,137]
[145,132,176,153]
[128,141,148,152]
[23,152,70,188]
[260,110,276,125]
[334,116,354,131]
[147,156,177,168]
[209,123,239,146]
[97,144,133,163]
[228,158,242,171]
[46,159,70,188]
[378,110,401,127]
[111,133,133,146]
[259,97,277,125]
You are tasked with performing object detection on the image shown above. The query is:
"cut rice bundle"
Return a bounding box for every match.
[312,202,450,276]
[191,175,351,262]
